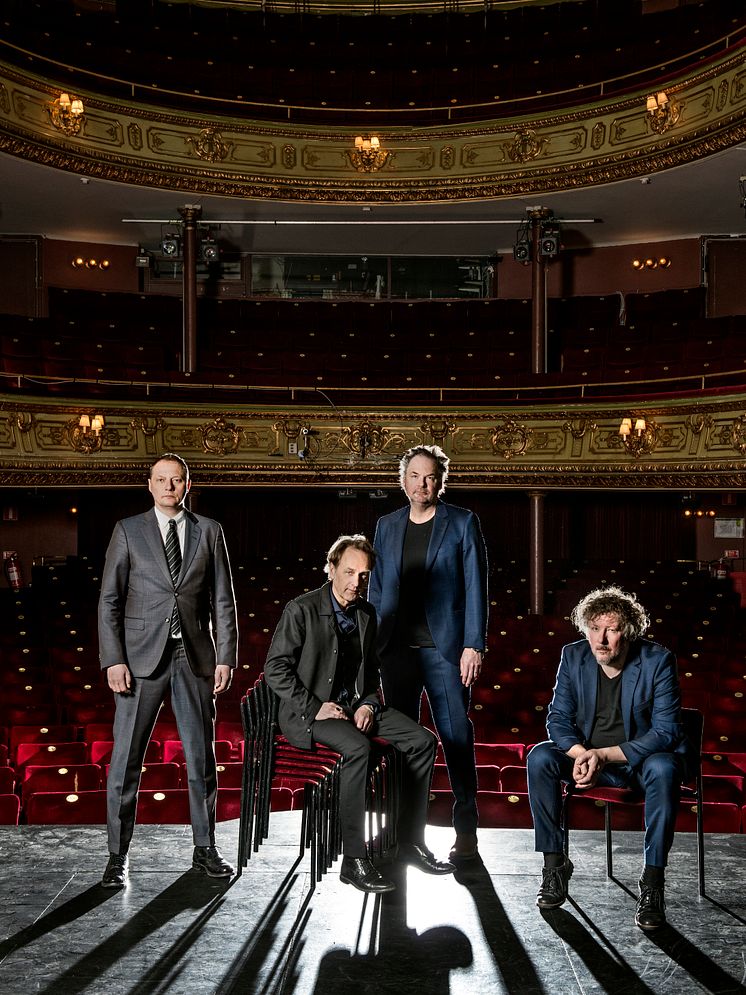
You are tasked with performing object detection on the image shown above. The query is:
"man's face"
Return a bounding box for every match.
[587,612,628,668]
[148,459,190,517]
[403,454,441,510]
[328,547,371,608]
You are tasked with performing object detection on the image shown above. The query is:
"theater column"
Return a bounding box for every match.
[529,490,545,616]
[179,204,200,374]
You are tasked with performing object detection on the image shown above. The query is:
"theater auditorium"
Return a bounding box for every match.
[0,0,745,991]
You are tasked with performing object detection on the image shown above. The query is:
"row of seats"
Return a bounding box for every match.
[3,0,742,120]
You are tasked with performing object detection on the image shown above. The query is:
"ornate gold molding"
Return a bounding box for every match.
[0,49,743,202]
[1,392,746,489]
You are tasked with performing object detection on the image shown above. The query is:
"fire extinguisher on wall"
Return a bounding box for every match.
[3,551,23,591]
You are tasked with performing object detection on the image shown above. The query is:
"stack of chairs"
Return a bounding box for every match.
[238,675,401,893]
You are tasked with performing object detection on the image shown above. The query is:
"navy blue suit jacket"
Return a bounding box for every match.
[368,501,488,666]
[546,638,690,770]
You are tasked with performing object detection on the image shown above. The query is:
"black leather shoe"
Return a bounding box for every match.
[399,842,455,875]
[192,845,234,878]
[101,853,128,888]
[536,858,573,908]
[636,881,666,930]
[340,856,396,893]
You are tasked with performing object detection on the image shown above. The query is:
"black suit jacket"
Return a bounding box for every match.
[264,584,381,749]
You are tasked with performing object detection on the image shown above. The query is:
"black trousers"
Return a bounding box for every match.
[311,707,437,858]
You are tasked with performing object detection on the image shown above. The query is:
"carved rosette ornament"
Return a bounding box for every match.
[491,417,532,459]
[186,128,231,163]
[339,420,402,460]
[200,416,241,455]
[504,129,547,163]
[131,415,164,437]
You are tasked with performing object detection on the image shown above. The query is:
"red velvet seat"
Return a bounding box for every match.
[0,794,21,825]
[677,799,740,833]
[0,766,15,793]
[9,724,76,759]
[498,765,528,793]
[478,791,535,829]
[216,787,242,822]
[90,739,162,765]
[129,762,181,790]
[22,763,102,800]
[215,761,244,789]
[16,741,88,772]
[162,739,232,764]
[26,789,107,824]
[473,743,526,766]
[136,788,191,824]
[702,773,745,804]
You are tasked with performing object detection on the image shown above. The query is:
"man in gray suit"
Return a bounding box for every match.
[265,534,454,893]
[98,453,238,887]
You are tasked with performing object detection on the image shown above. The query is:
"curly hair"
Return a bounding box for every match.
[398,444,449,497]
[570,585,650,642]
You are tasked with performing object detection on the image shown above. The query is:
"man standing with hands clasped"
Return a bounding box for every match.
[368,445,488,863]
[98,453,238,888]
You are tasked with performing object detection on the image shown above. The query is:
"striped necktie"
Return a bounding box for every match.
[165,519,182,636]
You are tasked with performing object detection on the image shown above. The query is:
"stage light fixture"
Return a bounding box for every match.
[160,234,181,258]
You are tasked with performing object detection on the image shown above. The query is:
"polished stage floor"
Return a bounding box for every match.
[0,817,744,994]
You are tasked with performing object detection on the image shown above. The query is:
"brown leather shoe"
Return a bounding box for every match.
[449,833,479,861]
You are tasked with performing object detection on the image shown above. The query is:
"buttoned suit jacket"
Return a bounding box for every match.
[98,508,237,678]
[546,638,692,770]
[368,501,488,666]
[264,584,381,750]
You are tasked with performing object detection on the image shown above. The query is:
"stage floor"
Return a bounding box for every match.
[0,818,744,994]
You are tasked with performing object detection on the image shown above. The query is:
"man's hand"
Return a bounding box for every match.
[315,701,349,721]
[354,703,375,734]
[459,647,483,687]
[572,748,606,788]
[214,665,232,695]
[107,664,132,694]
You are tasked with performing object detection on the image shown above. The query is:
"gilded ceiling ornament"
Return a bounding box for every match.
[12,412,34,434]
[421,418,457,442]
[0,84,9,114]
[716,79,729,111]
[131,415,164,437]
[490,416,532,459]
[200,416,241,455]
[339,420,402,459]
[591,122,606,150]
[128,123,143,151]
[688,413,712,437]
[562,417,595,440]
[440,146,455,169]
[282,144,297,169]
[186,128,231,163]
[273,417,308,441]
[504,129,547,163]
[729,414,746,455]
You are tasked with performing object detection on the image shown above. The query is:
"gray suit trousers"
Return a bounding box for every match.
[106,640,217,854]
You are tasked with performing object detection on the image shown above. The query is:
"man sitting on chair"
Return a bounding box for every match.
[527,586,692,930]
[264,534,454,894]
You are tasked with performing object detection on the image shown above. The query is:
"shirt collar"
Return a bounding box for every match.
[329,587,358,617]
[154,507,185,530]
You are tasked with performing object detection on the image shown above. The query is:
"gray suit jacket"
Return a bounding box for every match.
[98,508,237,678]
[264,584,382,749]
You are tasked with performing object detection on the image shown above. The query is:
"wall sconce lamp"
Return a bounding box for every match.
[48,93,85,137]
[646,91,680,134]
[72,257,110,271]
[69,413,105,454]
[348,135,390,173]
[619,415,657,457]
[632,257,671,271]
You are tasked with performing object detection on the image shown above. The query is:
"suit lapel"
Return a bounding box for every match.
[579,648,598,736]
[620,644,642,740]
[425,502,448,572]
[389,507,409,580]
[180,513,201,581]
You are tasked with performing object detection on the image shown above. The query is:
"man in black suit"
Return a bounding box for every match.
[98,453,238,887]
[264,534,454,893]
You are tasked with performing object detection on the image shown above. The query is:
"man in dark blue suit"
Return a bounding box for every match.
[527,586,691,930]
[368,445,488,862]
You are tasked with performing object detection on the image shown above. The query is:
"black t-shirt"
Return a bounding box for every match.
[395,517,435,647]
[588,668,625,750]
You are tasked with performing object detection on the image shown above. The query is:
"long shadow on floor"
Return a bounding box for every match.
[308,862,473,995]
[0,885,113,964]
[645,924,746,994]
[453,859,548,995]
[542,903,658,995]
[24,872,232,995]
